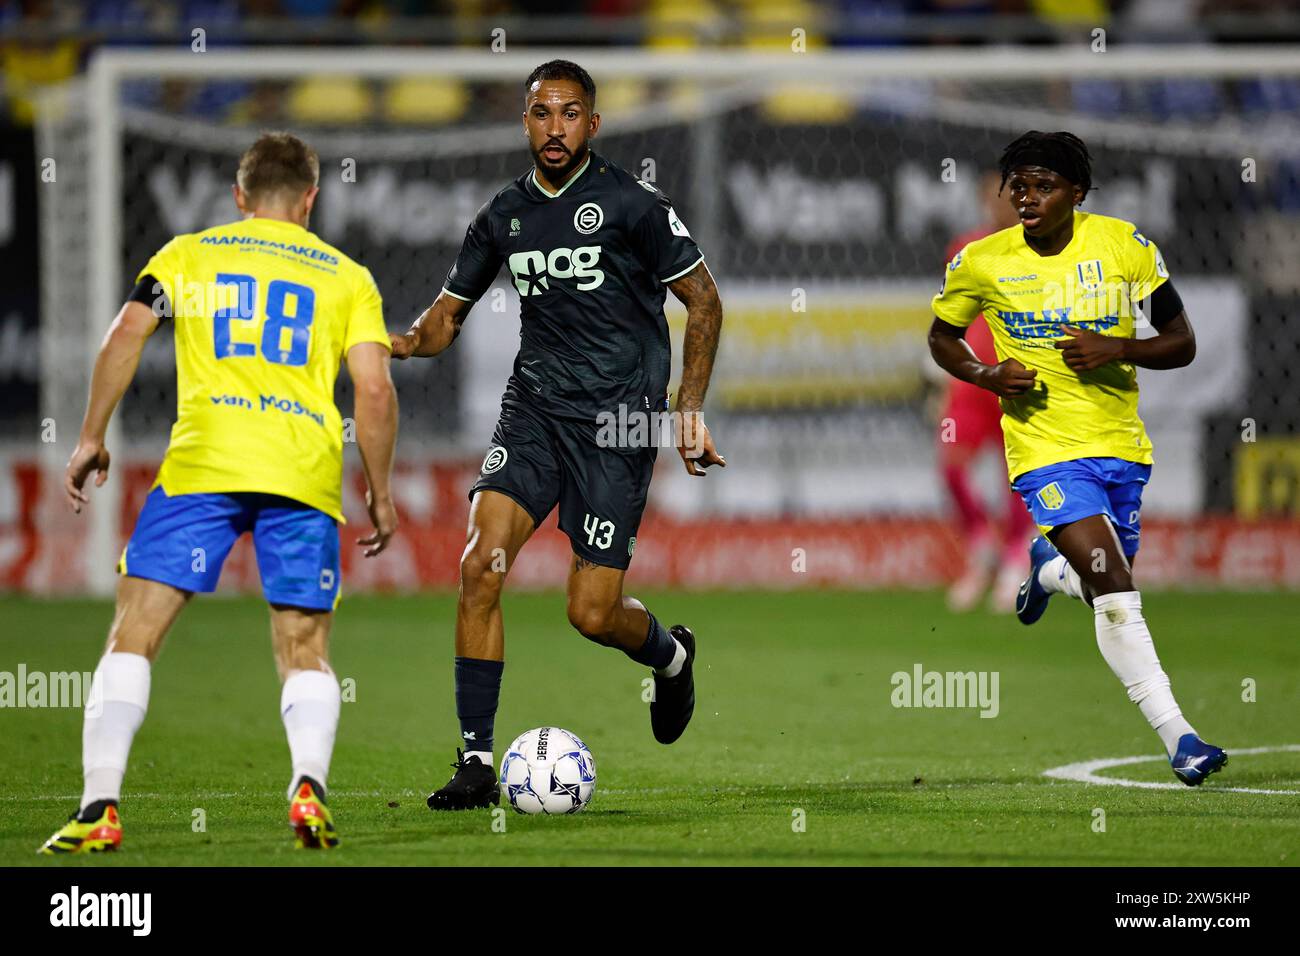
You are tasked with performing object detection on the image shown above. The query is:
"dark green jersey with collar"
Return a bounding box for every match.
[443,152,704,423]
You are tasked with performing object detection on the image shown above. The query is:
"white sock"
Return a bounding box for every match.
[1092,591,1195,757]
[1038,555,1085,601]
[464,750,493,767]
[1155,713,1197,756]
[81,652,151,812]
[655,638,687,678]
[281,669,341,800]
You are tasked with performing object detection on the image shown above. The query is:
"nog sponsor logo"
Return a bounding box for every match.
[507,246,605,295]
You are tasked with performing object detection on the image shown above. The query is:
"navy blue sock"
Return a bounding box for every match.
[626,612,676,670]
[454,657,504,754]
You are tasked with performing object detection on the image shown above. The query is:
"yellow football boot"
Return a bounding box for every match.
[289,779,339,849]
[38,803,123,855]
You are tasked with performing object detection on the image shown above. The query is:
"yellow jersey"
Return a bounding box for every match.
[931,210,1170,481]
[138,217,390,521]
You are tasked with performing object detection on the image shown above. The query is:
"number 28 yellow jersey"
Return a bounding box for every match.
[931,210,1171,482]
[139,217,390,521]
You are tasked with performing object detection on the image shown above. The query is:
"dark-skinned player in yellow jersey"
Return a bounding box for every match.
[392,61,726,809]
[929,131,1226,786]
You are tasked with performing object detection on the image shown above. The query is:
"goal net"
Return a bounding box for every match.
[24,47,1300,594]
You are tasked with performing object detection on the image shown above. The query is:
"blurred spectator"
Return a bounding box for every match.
[226,78,286,123]
[286,74,372,124]
[383,75,468,125]
[1030,0,1109,25]
[1,0,80,125]
[645,0,720,48]
[5,0,1300,129]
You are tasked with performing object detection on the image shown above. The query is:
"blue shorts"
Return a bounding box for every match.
[1011,457,1151,557]
[119,487,341,610]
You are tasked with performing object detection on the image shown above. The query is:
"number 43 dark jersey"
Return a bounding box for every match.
[443,151,704,423]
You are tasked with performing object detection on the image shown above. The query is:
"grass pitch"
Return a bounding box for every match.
[1,590,1296,866]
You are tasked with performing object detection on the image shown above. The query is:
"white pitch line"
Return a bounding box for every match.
[1043,744,1300,795]
[12,751,1298,804]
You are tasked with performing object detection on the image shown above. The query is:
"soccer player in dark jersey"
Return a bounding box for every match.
[392,60,726,809]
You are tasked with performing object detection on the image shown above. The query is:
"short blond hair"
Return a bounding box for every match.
[236,132,319,205]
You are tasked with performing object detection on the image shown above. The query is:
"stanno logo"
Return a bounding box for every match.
[507,246,605,296]
[49,885,152,936]
[509,217,521,236]
[573,203,603,235]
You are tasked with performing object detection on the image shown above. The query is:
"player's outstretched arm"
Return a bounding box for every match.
[668,262,727,477]
[928,317,1037,398]
[346,341,400,557]
[65,301,160,513]
[390,291,474,360]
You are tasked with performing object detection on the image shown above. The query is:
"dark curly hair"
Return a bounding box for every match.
[998,130,1093,197]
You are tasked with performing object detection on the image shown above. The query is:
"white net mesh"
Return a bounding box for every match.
[29,51,1300,591]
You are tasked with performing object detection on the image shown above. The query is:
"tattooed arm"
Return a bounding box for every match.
[666,261,727,477]
[390,290,474,359]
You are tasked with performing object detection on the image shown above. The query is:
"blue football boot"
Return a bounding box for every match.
[1016,535,1058,626]
[1170,734,1228,786]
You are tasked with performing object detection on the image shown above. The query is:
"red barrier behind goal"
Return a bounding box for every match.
[5,459,1300,593]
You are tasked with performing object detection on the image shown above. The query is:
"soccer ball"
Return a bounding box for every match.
[499,727,596,814]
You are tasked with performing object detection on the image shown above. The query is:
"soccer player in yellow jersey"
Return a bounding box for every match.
[38,133,398,854]
[929,131,1226,787]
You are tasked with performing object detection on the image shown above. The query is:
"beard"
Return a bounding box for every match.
[531,139,588,181]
